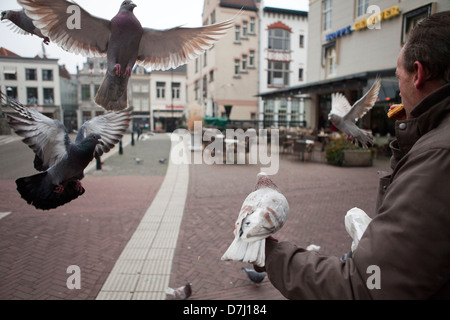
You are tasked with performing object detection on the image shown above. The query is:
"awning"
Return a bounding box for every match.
[3,67,17,74]
[258,68,396,98]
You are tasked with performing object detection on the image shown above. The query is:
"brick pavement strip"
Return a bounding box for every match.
[0,134,170,300]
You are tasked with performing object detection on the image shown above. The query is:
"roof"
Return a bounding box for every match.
[220,0,258,11]
[0,47,20,57]
[264,7,308,17]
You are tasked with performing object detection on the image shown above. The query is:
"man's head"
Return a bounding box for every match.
[396,11,450,118]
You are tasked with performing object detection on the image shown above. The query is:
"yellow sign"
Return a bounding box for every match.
[354,6,400,31]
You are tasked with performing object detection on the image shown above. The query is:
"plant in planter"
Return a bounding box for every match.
[326,136,371,166]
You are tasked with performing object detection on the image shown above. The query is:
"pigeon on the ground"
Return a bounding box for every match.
[221,172,289,267]
[159,158,167,164]
[242,267,266,284]
[1,93,131,210]
[133,157,143,164]
[18,0,234,111]
[328,77,381,148]
[1,9,49,44]
[166,282,192,300]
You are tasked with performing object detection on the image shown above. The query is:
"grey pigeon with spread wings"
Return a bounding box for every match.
[18,0,233,111]
[1,93,131,210]
[328,77,381,148]
[1,9,49,44]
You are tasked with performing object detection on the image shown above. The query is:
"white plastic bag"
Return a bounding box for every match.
[344,207,372,252]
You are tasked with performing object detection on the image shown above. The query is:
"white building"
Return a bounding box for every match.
[258,3,308,128]
[0,47,62,121]
[149,65,187,132]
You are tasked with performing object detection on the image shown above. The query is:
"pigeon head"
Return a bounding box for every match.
[328,113,341,124]
[1,10,11,21]
[120,1,137,11]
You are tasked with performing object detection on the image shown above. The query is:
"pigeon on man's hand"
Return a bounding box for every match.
[242,267,266,284]
[1,9,49,44]
[18,0,233,111]
[328,77,381,148]
[221,172,289,267]
[1,93,131,210]
[166,282,192,300]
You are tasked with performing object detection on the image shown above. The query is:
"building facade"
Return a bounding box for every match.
[186,0,260,124]
[0,47,62,121]
[149,65,187,132]
[76,57,107,129]
[260,0,450,135]
[258,4,309,128]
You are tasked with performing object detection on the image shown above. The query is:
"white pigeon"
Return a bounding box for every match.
[221,172,289,267]
[328,77,381,148]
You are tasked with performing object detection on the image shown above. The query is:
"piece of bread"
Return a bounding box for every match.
[388,104,405,120]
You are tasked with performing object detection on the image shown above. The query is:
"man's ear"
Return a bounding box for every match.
[413,61,430,89]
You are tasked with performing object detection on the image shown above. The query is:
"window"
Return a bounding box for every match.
[5,86,17,100]
[325,45,337,77]
[27,87,38,104]
[172,82,181,99]
[156,82,165,99]
[268,28,290,51]
[42,69,53,81]
[268,61,290,87]
[323,0,332,31]
[235,26,241,43]
[250,17,256,34]
[264,100,275,123]
[234,59,240,77]
[194,80,199,100]
[279,99,287,124]
[242,21,248,38]
[141,98,149,111]
[202,76,207,98]
[195,58,199,73]
[209,70,214,82]
[210,10,216,24]
[4,68,17,80]
[81,84,90,100]
[26,68,37,81]
[242,55,248,72]
[299,68,304,81]
[291,99,300,122]
[94,85,100,96]
[203,51,207,67]
[299,35,305,48]
[402,4,434,44]
[133,98,141,109]
[357,0,369,17]
[249,51,255,68]
[43,88,54,104]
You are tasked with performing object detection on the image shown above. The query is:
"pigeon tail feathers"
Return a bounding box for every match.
[16,173,85,211]
[94,71,129,111]
[221,237,266,267]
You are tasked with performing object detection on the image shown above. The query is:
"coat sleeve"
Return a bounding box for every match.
[265,148,450,299]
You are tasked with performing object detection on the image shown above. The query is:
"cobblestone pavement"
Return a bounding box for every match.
[0,132,391,300]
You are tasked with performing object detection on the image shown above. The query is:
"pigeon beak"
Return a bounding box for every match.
[130,1,137,8]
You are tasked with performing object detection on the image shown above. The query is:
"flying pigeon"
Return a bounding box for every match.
[166,282,192,300]
[1,93,131,210]
[1,9,49,44]
[221,172,289,267]
[242,267,266,284]
[328,77,381,148]
[18,0,234,111]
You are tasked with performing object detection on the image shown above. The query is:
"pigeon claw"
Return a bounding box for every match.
[43,37,50,45]
[75,181,83,194]
[125,66,132,78]
[54,185,64,194]
[115,64,122,76]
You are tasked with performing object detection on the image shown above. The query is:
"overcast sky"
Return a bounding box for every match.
[0,0,309,74]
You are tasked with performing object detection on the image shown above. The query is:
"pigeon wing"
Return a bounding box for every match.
[17,0,111,56]
[137,19,233,71]
[2,93,69,171]
[345,76,381,122]
[4,20,31,35]
[76,107,132,157]
[330,93,352,118]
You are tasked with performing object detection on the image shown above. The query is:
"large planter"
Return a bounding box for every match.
[344,149,372,167]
